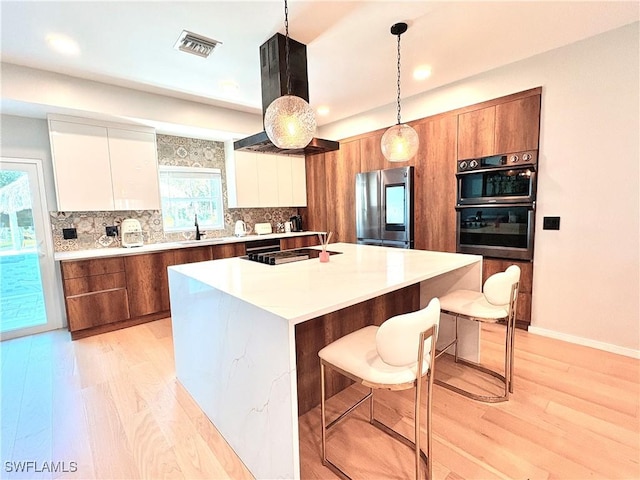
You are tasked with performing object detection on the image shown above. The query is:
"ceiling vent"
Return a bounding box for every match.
[174,30,221,58]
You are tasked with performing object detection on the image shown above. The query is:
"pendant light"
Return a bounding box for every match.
[264,0,317,149]
[381,22,419,162]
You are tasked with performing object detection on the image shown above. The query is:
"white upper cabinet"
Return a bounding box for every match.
[108,128,160,210]
[225,142,307,208]
[48,115,160,211]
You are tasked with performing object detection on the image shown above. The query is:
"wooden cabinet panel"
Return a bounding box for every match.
[413,115,457,252]
[173,246,213,265]
[64,272,126,297]
[359,133,386,172]
[325,141,360,243]
[300,153,327,232]
[124,251,175,318]
[457,107,495,160]
[494,95,541,155]
[61,257,125,279]
[213,243,245,259]
[280,235,319,250]
[66,288,130,331]
[482,257,533,326]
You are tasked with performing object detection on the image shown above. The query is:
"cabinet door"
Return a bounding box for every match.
[173,246,213,265]
[457,107,495,160]
[232,151,260,207]
[326,141,360,243]
[280,235,319,250]
[414,115,457,252]
[212,243,245,259]
[49,120,114,211]
[300,153,327,231]
[257,154,279,206]
[276,156,293,206]
[108,128,161,210]
[290,156,307,206]
[61,257,125,279]
[66,288,130,332]
[124,251,175,318]
[494,95,541,154]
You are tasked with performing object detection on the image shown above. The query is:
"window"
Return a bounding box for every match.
[159,166,224,231]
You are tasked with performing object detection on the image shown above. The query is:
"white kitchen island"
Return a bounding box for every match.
[168,243,482,479]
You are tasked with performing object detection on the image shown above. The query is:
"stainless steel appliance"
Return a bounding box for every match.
[243,248,341,265]
[121,219,143,248]
[455,151,537,260]
[456,204,535,260]
[289,215,303,232]
[356,166,414,249]
[457,162,536,205]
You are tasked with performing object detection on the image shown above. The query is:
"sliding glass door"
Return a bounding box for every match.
[0,158,60,340]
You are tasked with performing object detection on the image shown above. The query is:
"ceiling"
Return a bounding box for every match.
[1,1,638,133]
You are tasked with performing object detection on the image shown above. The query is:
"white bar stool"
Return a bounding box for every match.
[435,265,520,403]
[318,297,440,480]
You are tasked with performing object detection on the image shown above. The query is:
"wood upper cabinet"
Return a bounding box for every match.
[61,257,130,332]
[124,251,175,318]
[359,133,386,172]
[457,107,496,160]
[325,141,360,243]
[413,115,457,252]
[458,93,541,160]
[494,95,541,154]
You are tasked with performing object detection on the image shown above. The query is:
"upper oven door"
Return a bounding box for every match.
[457,166,536,205]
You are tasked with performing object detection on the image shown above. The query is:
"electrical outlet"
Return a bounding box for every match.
[543,216,561,230]
[62,227,77,240]
[106,226,118,237]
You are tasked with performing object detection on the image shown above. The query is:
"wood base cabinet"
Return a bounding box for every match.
[280,234,319,250]
[482,257,533,328]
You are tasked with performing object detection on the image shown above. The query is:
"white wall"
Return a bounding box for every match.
[320,23,640,356]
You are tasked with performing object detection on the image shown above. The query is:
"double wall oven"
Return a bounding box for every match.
[456,151,537,260]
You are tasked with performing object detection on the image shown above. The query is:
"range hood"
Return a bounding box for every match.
[234,33,339,156]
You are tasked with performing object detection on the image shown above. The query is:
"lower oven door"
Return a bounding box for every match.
[456,204,535,260]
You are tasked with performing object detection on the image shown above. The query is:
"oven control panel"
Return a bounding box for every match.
[458,151,537,172]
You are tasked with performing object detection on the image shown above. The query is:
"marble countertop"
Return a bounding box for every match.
[54,231,323,262]
[168,242,481,325]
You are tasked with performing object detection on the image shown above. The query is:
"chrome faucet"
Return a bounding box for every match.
[195,214,202,240]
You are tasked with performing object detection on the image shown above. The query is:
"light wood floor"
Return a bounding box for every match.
[1,318,638,479]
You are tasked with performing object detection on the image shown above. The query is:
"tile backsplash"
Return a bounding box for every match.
[50,134,299,252]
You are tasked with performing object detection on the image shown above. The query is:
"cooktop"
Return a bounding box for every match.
[243,248,341,266]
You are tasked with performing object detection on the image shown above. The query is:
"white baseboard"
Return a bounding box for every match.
[527,326,640,359]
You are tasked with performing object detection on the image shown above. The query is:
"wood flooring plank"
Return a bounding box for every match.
[2,317,639,480]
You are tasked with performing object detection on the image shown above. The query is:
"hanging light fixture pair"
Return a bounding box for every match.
[264,0,317,150]
[381,22,419,163]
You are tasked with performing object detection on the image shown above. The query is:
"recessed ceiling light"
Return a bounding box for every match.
[317,106,330,116]
[219,79,239,94]
[46,33,80,56]
[413,66,432,81]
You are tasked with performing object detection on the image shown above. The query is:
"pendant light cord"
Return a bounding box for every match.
[284,0,291,95]
[396,32,402,125]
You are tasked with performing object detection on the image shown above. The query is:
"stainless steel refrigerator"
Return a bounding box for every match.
[356,166,414,248]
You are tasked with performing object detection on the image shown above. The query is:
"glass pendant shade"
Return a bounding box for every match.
[381,123,419,162]
[264,95,317,149]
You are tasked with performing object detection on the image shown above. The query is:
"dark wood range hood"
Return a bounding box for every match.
[233,33,339,156]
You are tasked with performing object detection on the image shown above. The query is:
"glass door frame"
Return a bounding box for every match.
[0,157,62,340]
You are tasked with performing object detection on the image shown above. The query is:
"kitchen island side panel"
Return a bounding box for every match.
[168,269,299,480]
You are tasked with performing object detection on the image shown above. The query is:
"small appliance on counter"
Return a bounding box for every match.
[289,215,303,232]
[234,220,251,237]
[254,223,272,235]
[121,219,144,248]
